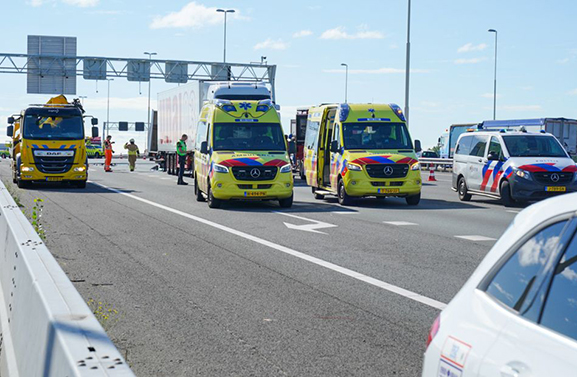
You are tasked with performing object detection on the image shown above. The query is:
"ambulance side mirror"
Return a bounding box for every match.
[330,140,339,153]
[200,141,208,154]
[414,139,422,153]
[91,127,99,138]
[7,125,14,137]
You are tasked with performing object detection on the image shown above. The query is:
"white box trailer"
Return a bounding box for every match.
[157,81,202,153]
[480,118,577,155]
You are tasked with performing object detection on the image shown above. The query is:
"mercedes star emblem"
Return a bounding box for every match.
[383,166,394,176]
[551,173,560,183]
[250,168,261,178]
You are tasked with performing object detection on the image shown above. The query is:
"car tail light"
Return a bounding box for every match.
[426,314,441,349]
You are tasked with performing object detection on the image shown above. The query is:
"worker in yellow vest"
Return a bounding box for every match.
[124,139,140,172]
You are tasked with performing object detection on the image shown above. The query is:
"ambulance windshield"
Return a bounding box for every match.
[503,135,567,158]
[213,122,286,151]
[342,122,413,150]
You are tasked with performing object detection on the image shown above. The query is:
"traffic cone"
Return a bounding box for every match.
[428,168,437,182]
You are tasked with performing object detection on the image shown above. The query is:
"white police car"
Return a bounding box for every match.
[422,192,577,376]
[452,130,577,206]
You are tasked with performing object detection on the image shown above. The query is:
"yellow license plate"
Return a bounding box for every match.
[246,191,266,197]
[46,177,63,182]
[378,188,400,194]
[546,186,566,192]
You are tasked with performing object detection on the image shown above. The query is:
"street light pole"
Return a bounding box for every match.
[488,29,498,120]
[404,0,411,128]
[144,52,157,143]
[106,78,113,138]
[341,63,348,103]
[217,9,235,63]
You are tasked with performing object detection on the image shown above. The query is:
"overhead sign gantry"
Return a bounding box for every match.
[0,35,277,100]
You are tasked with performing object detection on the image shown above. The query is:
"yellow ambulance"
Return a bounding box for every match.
[303,103,422,205]
[194,99,294,208]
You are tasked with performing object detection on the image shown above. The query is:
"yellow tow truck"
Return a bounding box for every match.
[7,95,99,188]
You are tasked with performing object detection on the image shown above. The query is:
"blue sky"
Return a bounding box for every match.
[1,0,577,149]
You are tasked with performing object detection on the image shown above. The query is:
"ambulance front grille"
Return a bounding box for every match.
[365,164,409,179]
[232,166,278,181]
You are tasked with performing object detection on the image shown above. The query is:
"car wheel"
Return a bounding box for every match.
[195,175,205,202]
[406,193,421,206]
[279,194,293,208]
[500,180,515,207]
[458,177,472,201]
[207,184,221,209]
[337,179,352,206]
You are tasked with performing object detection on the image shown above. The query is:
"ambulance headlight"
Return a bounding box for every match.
[410,162,421,171]
[213,164,229,173]
[280,164,292,173]
[347,162,362,171]
[515,169,531,180]
[21,166,34,172]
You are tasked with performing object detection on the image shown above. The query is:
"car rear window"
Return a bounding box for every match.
[485,220,569,311]
[540,234,577,341]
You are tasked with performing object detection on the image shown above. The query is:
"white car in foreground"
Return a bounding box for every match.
[422,192,577,376]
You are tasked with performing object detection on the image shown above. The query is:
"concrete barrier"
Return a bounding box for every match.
[0,181,135,376]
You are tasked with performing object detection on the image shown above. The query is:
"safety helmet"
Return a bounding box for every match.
[130,138,135,143]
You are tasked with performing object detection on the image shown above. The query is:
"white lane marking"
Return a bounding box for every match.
[274,212,337,234]
[455,235,496,242]
[92,181,446,310]
[161,177,172,180]
[332,211,357,215]
[384,221,418,226]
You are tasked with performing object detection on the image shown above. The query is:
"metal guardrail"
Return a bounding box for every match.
[0,181,135,376]
[419,157,453,169]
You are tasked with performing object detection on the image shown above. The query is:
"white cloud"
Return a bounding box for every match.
[62,0,99,6]
[481,93,502,99]
[320,26,385,40]
[85,97,156,111]
[293,30,313,38]
[457,43,488,53]
[454,57,487,64]
[254,38,289,51]
[29,0,46,6]
[324,67,430,74]
[501,105,542,111]
[150,2,244,29]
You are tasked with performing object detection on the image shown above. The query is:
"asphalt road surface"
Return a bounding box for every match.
[0,158,525,376]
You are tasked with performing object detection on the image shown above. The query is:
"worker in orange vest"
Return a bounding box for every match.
[104,135,114,172]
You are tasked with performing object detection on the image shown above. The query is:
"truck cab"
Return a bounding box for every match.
[303,103,422,205]
[6,95,98,188]
[194,99,293,208]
